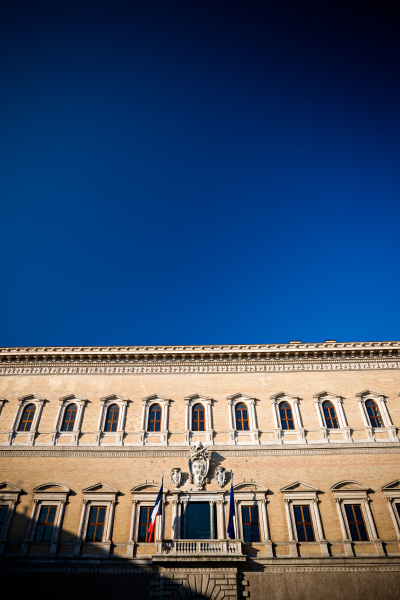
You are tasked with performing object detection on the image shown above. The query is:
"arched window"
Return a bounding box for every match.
[18,404,36,431]
[235,403,249,431]
[61,404,77,432]
[104,404,119,432]
[279,402,294,430]
[192,403,205,432]
[365,400,383,428]
[322,401,339,429]
[148,404,162,432]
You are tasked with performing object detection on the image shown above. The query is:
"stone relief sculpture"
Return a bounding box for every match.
[188,441,210,490]
[214,465,227,488]
[170,467,182,488]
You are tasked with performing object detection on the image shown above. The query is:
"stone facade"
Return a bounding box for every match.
[1,341,400,599]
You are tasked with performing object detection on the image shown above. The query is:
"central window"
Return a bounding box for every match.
[235,403,249,431]
[182,502,212,539]
[148,404,162,432]
[192,403,205,432]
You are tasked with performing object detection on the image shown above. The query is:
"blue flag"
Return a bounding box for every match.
[227,481,235,539]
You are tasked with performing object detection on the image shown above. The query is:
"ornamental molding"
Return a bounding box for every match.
[1,444,399,459]
[0,341,399,375]
[1,359,400,375]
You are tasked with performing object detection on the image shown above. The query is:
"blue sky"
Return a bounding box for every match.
[1,1,399,347]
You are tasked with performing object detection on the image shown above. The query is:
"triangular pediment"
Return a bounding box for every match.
[185,393,213,402]
[142,394,170,403]
[59,393,86,403]
[100,393,129,402]
[280,481,319,493]
[381,479,400,492]
[226,393,255,402]
[0,481,22,493]
[270,391,299,401]
[313,390,342,400]
[330,480,369,492]
[233,481,268,492]
[18,393,45,402]
[82,482,118,493]
[356,389,385,398]
[33,483,70,493]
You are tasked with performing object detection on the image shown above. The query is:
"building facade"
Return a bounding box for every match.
[1,340,400,599]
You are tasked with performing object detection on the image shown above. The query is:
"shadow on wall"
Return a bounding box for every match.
[1,498,241,600]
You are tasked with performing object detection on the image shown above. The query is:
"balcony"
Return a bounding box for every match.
[154,539,245,562]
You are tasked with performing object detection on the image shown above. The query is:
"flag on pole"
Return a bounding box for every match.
[147,479,163,542]
[227,480,235,539]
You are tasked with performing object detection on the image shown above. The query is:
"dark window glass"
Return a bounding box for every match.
[365,400,383,428]
[105,404,119,432]
[279,402,294,430]
[61,404,77,432]
[396,504,400,520]
[183,502,211,540]
[344,504,369,541]
[19,404,36,431]
[86,506,106,542]
[35,505,57,542]
[235,403,249,431]
[241,505,261,542]
[0,505,7,530]
[322,401,339,429]
[293,505,315,542]
[148,404,162,432]
[138,506,152,542]
[192,404,205,432]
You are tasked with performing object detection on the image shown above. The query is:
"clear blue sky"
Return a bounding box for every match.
[1,1,399,347]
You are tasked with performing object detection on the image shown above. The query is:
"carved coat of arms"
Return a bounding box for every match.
[170,467,182,488]
[214,465,227,488]
[188,441,210,490]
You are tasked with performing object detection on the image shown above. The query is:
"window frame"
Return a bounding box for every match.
[74,483,118,558]
[271,392,305,443]
[0,482,21,556]
[226,394,259,444]
[139,395,171,445]
[356,390,397,442]
[331,480,384,557]
[281,481,328,557]
[20,483,69,556]
[52,394,87,445]
[313,391,351,442]
[8,394,46,446]
[231,482,272,555]
[148,403,162,432]
[381,479,400,541]
[184,394,214,444]
[128,483,167,556]
[191,403,206,432]
[95,394,129,446]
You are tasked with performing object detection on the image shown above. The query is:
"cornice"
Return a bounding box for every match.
[1,443,399,458]
[1,341,399,375]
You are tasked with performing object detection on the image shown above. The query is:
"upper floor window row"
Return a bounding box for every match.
[6,391,398,443]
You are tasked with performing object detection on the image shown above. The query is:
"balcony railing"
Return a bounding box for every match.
[155,539,244,561]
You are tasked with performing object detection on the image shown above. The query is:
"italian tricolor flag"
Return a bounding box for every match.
[147,480,163,542]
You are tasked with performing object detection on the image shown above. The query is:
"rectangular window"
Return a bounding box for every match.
[294,505,315,542]
[86,506,106,542]
[344,504,369,541]
[35,505,57,542]
[0,505,8,531]
[241,505,261,542]
[138,506,152,542]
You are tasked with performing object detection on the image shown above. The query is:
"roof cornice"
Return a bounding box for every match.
[0,341,399,375]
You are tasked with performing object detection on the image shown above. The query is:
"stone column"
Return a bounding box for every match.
[184,400,190,443]
[210,501,216,539]
[20,499,39,555]
[73,499,88,557]
[284,499,297,557]
[50,499,66,555]
[386,498,400,540]
[103,500,116,556]
[126,500,138,557]
[335,499,353,556]
[258,498,273,557]
[171,499,181,539]
[312,498,329,556]
[217,499,226,539]
[363,498,385,555]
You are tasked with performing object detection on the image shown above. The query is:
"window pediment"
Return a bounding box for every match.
[330,480,369,492]
[33,483,70,493]
[313,390,343,400]
[381,480,400,492]
[356,389,386,399]
[280,481,319,493]
[233,481,268,493]
[0,481,22,493]
[130,483,163,493]
[82,483,118,494]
